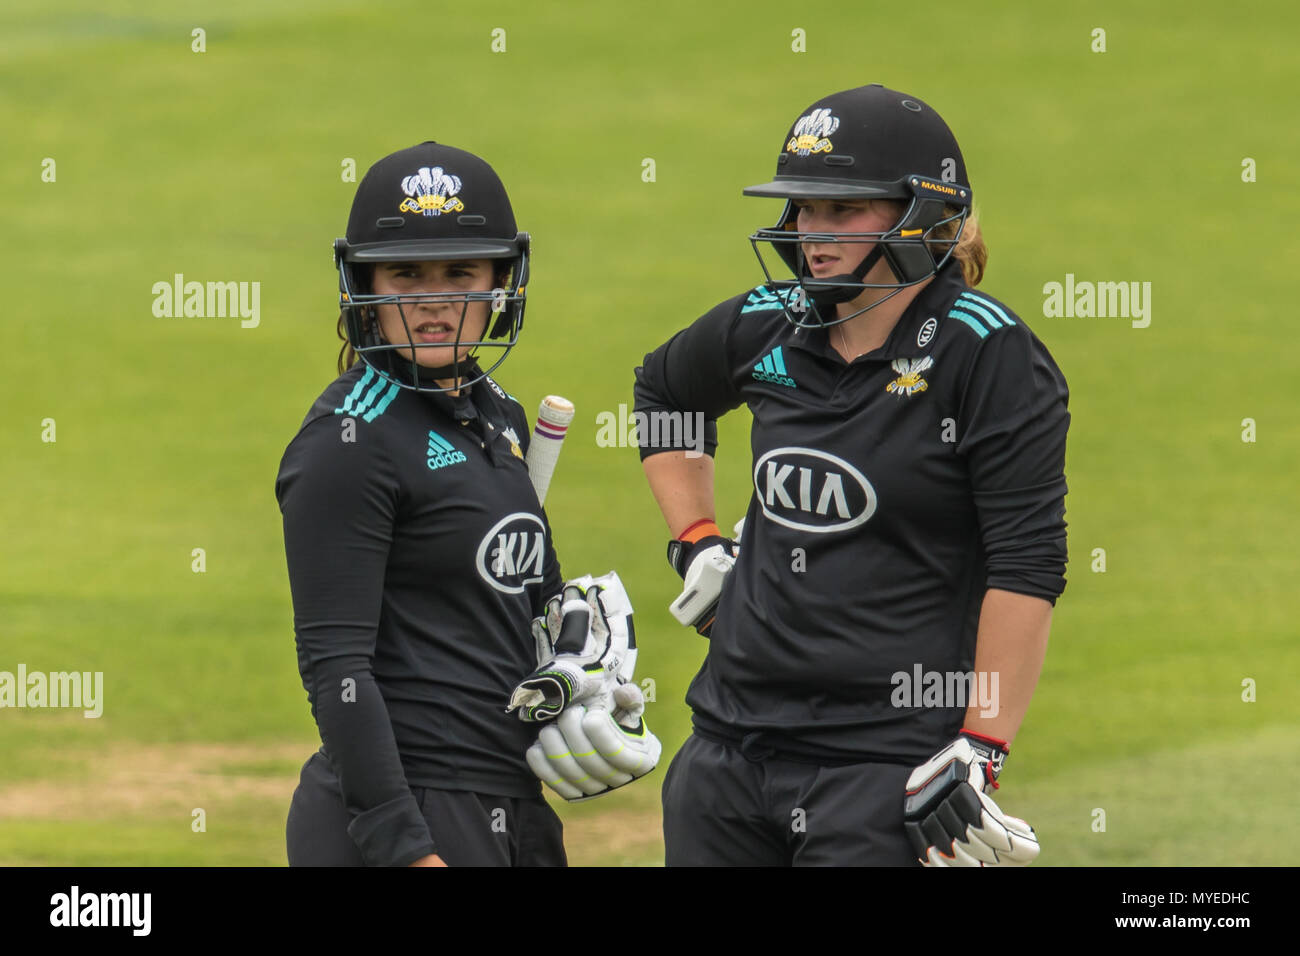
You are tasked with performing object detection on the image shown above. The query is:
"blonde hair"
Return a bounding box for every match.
[928,203,986,287]
[871,198,987,288]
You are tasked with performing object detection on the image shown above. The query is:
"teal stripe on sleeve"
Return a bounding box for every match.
[954,297,1003,329]
[947,307,989,339]
[959,292,1016,326]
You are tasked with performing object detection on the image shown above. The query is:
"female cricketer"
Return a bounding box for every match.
[634,85,1070,866]
[276,142,656,867]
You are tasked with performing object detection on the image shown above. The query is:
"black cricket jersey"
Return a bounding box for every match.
[634,259,1070,764]
[275,359,561,866]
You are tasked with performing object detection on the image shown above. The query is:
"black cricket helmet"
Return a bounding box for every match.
[745,84,972,327]
[335,141,530,392]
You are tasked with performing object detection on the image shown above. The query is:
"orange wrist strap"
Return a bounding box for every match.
[678,519,721,544]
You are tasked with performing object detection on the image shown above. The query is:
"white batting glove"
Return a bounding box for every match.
[507,572,634,722]
[903,730,1040,867]
[666,518,743,637]
[525,682,662,801]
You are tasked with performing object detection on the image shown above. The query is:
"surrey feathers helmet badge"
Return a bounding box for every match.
[886,357,934,397]
[399,166,465,217]
[786,108,840,156]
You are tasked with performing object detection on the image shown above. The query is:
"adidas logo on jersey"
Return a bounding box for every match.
[426,430,468,470]
[753,346,798,388]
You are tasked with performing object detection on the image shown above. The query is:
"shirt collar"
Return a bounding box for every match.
[782,259,968,362]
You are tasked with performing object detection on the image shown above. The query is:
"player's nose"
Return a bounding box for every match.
[411,281,457,303]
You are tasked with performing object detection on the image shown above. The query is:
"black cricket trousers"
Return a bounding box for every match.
[662,732,922,866]
[286,749,566,867]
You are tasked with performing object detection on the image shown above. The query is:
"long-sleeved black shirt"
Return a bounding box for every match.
[276,359,561,866]
[634,259,1069,763]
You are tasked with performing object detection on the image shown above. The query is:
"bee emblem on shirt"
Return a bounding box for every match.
[886,357,934,398]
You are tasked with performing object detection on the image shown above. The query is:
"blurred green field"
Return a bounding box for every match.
[2,0,1297,865]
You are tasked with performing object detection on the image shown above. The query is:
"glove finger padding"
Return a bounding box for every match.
[528,722,609,797]
[525,739,587,801]
[904,732,1039,867]
[914,787,1040,867]
[526,696,662,802]
[559,706,633,788]
[582,707,661,779]
[972,789,1040,864]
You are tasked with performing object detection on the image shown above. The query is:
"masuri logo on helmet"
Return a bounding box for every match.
[747,84,973,329]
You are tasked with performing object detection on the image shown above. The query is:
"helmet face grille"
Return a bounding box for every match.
[747,182,969,329]
[336,235,530,394]
[336,143,529,393]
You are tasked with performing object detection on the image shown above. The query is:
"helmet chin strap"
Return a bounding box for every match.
[798,243,893,306]
[407,358,471,383]
[385,348,479,390]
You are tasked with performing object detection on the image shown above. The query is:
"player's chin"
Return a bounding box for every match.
[402,345,471,369]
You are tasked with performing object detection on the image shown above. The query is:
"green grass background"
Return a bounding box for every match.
[2,0,1296,865]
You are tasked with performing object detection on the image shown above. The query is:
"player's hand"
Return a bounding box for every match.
[408,853,447,867]
[507,572,634,722]
[525,682,662,801]
[666,521,740,637]
[903,730,1040,867]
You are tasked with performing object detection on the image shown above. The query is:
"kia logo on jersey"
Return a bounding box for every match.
[476,512,547,594]
[752,447,878,533]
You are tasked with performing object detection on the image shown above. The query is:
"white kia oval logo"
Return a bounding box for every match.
[752,447,877,533]
[918,316,938,348]
[475,512,547,594]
